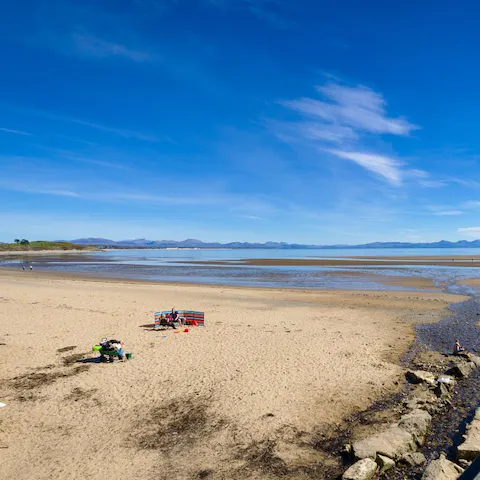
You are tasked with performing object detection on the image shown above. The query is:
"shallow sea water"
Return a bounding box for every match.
[2,248,480,292]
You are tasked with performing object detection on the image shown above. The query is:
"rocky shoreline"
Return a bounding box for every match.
[339,297,480,480]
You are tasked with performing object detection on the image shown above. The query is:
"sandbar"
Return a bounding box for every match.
[183,257,480,267]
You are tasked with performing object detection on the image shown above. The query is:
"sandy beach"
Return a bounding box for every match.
[0,270,464,480]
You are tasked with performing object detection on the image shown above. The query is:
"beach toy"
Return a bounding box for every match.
[126,353,132,360]
[184,328,189,333]
[173,331,180,334]
[0,402,6,408]
[92,345,102,351]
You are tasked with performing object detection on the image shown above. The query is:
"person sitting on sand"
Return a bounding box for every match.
[454,339,469,356]
[99,338,125,362]
[159,313,177,329]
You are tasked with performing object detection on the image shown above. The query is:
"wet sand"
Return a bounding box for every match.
[183,257,480,267]
[0,265,440,292]
[0,269,465,480]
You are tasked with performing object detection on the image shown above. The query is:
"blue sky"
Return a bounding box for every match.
[2,0,480,244]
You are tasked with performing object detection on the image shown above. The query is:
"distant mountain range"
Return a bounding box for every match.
[68,238,480,249]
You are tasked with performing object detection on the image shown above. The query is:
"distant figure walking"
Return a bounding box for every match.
[29,265,33,271]
[22,266,25,271]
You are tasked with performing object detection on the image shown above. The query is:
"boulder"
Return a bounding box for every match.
[342,458,377,480]
[424,403,443,415]
[435,382,452,401]
[447,362,474,378]
[457,408,480,461]
[398,409,432,445]
[422,454,463,480]
[400,452,426,466]
[457,459,471,469]
[437,375,456,391]
[352,425,415,460]
[376,454,395,474]
[468,354,480,368]
[405,386,440,413]
[406,370,437,385]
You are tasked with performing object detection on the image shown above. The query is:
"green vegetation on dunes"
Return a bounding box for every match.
[0,240,97,251]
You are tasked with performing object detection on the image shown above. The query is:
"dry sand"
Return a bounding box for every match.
[459,278,480,286]
[0,271,464,480]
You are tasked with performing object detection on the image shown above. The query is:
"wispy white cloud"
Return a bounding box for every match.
[0,171,277,210]
[268,119,358,144]
[38,189,80,197]
[15,106,167,143]
[239,214,263,220]
[65,116,166,142]
[97,192,221,206]
[50,150,131,170]
[418,180,448,188]
[449,177,480,188]
[424,205,464,216]
[458,226,480,236]
[463,201,480,209]
[327,150,403,185]
[433,210,464,216]
[274,80,423,186]
[279,82,418,138]
[0,182,80,198]
[207,0,291,28]
[72,32,157,63]
[0,127,32,136]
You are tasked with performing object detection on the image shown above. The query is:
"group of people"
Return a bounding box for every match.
[158,308,185,329]
[22,265,33,271]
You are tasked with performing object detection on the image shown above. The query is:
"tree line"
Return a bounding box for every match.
[14,239,30,246]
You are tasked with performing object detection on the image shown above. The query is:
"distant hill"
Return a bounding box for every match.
[68,238,480,249]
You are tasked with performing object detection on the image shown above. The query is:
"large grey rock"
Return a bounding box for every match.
[406,370,437,385]
[400,452,426,466]
[448,362,474,378]
[468,354,480,368]
[422,454,463,479]
[457,459,471,469]
[376,454,395,473]
[398,409,432,445]
[437,375,456,391]
[342,458,377,480]
[352,425,415,460]
[405,385,440,412]
[435,382,452,401]
[457,408,480,461]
